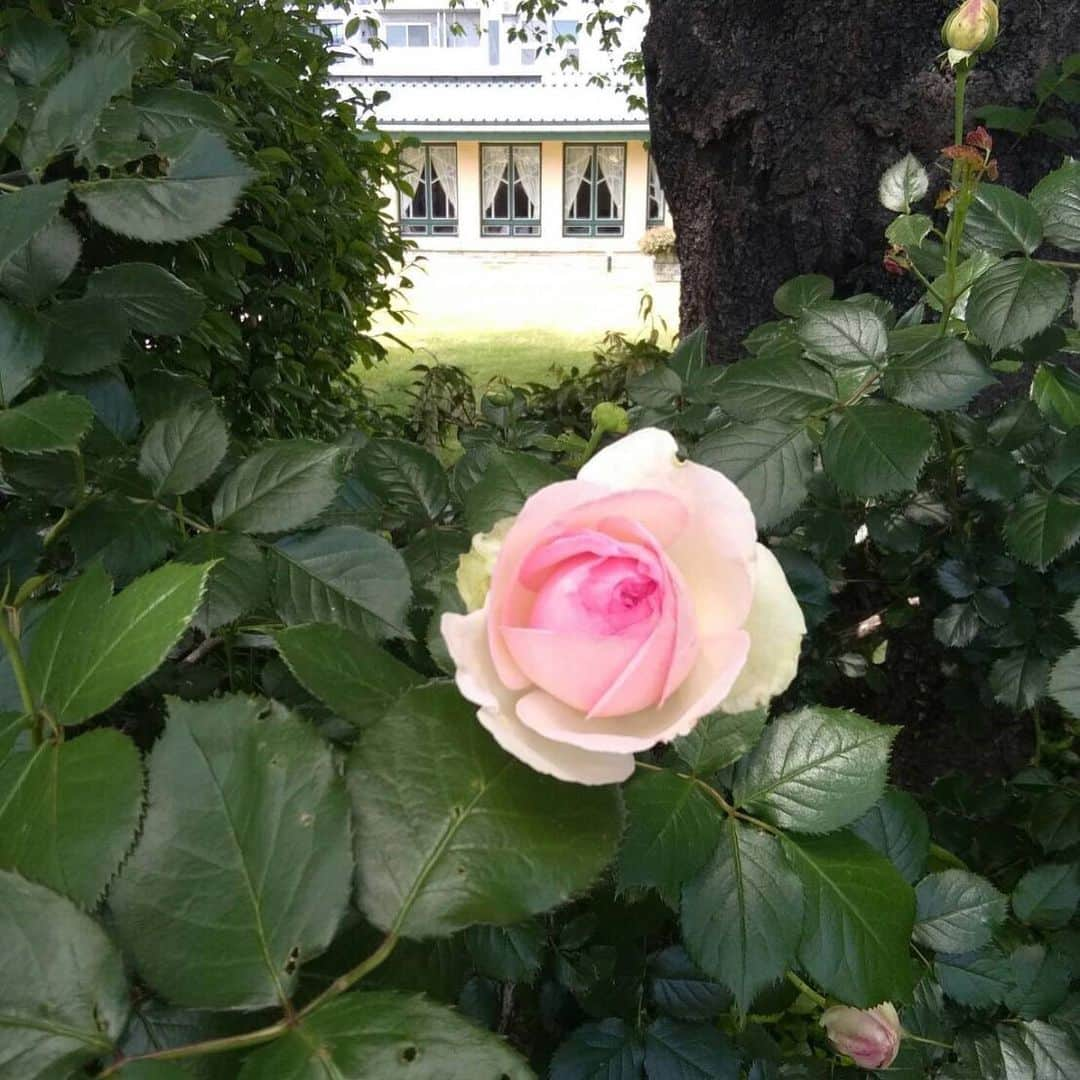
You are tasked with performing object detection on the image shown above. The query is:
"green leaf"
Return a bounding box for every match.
[0,870,130,1077]
[1006,944,1072,1019]
[616,769,724,904]
[1049,646,1080,718]
[673,708,767,775]
[0,391,93,453]
[887,214,934,249]
[43,297,128,375]
[1028,789,1080,852]
[773,275,834,317]
[1012,863,1080,930]
[274,622,422,730]
[882,337,994,411]
[719,354,837,420]
[1003,493,1080,568]
[733,707,897,834]
[138,403,228,496]
[928,251,999,314]
[0,216,81,305]
[820,402,935,497]
[550,1020,643,1080]
[934,602,982,647]
[913,870,1008,953]
[850,789,930,885]
[693,419,814,528]
[27,561,212,727]
[1033,363,1080,429]
[110,696,352,1009]
[86,263,205,335]
[963,185,1044,256]
[798,302,888,368]
[966,260,1070,356]
[212,440,342,533]
[0,300,45,406]
[1016,1020,1080,1080]
[238,991,532,1079]
[355,438,451,527]
[271,525,412,641]
[682,820,803,1011]
[0,728,142,907]
[989,650,1050,711]
[0,182,70,269]
[0,83,14,144]
[879,154,929,213]
[643,1017,739,1080]
[75,129,255,243]
[463,450,565,533]
[935,946,1014,1008]
[465,922,546,983]
[65,497,173,582]
[1030,161,1080,252]
[20,48,137,172]
[348,683,622,938]
[784,831,916,1006]
[648,946,732,1021]
[966,447,1028,502]
[135,87,233,141]
[2,16,69,85]
[668,324,707,382]
[177,531,268,633]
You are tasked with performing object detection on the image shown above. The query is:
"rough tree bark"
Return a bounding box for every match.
[643,0,1079,359]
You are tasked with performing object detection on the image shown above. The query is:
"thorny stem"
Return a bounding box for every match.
[952,64,969,183]
[785,971,828,1008]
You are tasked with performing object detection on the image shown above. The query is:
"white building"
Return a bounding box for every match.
[318,2,669,262]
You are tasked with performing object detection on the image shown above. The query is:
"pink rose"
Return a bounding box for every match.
[821,1003,902,1069]
[441,429,805,785]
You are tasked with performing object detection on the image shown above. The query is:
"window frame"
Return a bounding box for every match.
[385,21,433,48]
[647,153,667,226]
[562,143,626,238]
[398,144,459,237]
[480,143,543,238]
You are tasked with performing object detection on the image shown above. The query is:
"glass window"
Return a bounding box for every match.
[563,144,625,237]
[481,145,541,237]
[386,22,431,48]
[322,20,346,45]
[400,145,458,236]
[647,154,667,225]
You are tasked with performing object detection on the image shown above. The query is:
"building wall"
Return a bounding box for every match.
[391,138,668,256]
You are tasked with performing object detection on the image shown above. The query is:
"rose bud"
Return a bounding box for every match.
[821,1003,902,1070]
[965,125,993,152]
[591,401,630,436]
[456,518,515,613]
[442,428,806,784]
[941,0,999,58]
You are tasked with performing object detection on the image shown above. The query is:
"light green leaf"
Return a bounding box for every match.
[913,870,1009,953]
[773,274,834,317]
[27,561,212,727]
[966,259,1070,356]
[355,438,451,527]
[176,531,268,633]
[784,831,916,1006]
[550,1020,643,1080]
[733,707,898,834]
[719,354,837,420]
[821,402,935,497]
[348,683,623,938]
[463,450,565,533]
[212,441,342,534]
[643,1017,739,1080]
[110,696,352,1010]
[1049,646,1080,718]
[0,391,93,453]
[138,403,228,496]
[135,87,233,141]
[0,870,130,1078]
[882,337,995,411]
[0,216,81,305]
[693,419,814,528]
[935,946,1014,1008]
[927,251,999,315]
[963,185,1044,256]
[887,214,934,249]
[86,263,205,335]
[0,182,70,269]
[673,708,767,775]
[1012,863,1080,930]
[682,820,803,1011]
[0,728,142,907]
[271,525,412,641]
[616,769,724,904]
[879,154,929,213]
[1030,160,1080,252]
[0,300,45,406]
[1003,492,1080,568]
[2,16,69,85]
[850,788,930,885]
[75,129,255,243]
[274,622,422,729]
[798,302,889,368]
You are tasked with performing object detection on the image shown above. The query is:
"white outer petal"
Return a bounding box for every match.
[441,608,634,785]
[579,427,684,490]
[719,544,806,714]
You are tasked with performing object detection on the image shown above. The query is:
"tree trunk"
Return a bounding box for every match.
[643,0,1079,359]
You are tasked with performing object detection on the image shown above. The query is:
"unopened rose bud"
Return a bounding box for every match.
[456,517,515,612]
[965,126,993,152]
[591,402,630,436]
[942,0,999,59]
[821,1003,901,1070]
[883,254,906,276]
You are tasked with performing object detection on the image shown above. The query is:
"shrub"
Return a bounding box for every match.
[638,224,677,255]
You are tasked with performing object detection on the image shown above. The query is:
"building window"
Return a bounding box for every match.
[400,145,458,236]
[322,20,346,45]
[481,145,541,237]
[647,154,667,225]
[563,144,625,237]
[553,19,580,63]
[386,22,431,47]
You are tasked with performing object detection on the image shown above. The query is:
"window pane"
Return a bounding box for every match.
[428,146,457,218]
[564,146,593,220]
[386,24,406,46]
[595,146,624,220]
[481,146,510,219]
[407,24,430,46]
[513,147,540,219]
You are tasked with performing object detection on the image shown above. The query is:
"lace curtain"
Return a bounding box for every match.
[648,155,664,219]
[399,145,425,217]
[482,146,509,217]
[514,146,541,218]
[595,146,624,218]
[563,145,592,217]
[427,145,458,216]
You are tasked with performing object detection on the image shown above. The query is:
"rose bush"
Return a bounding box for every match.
[444,429,805,783]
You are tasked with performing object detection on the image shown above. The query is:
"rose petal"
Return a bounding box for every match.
[442,609,633,784]
[718,544,806,714]
[553,488,690,548]
[516,629,751,753]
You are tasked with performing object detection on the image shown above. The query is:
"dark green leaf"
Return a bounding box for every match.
[465,922,546,983]
[850,789,930,885]
[883,337,994,411]
[86,263,205,335]
[0,182,70,269]
[1016,1021,1080,1080]
[2,16,70,85]
[464,451,565,533]
[966,447,1028,502]
[138,403,228,496]
[798,302,888,368]
[1034,362,1080,429]
[135,87,233,141]
[551,1020,643,1080]
[913,870,1008,953]
[43,297,128,375]
[65,497,174,581]
[0,300,45,405]
[989,650,1049,711]
[668,324,707,382]
[673,709,767,775]
[0,391,93,453]
[1012,863,1080,930]
[1006,944,1072,1019]
[966,260,1070,356]
[682,820,803,1011]
[1003,493,1080,568]
[1028,789,1080,851]
[719,354,837,421]
[1030,161,1080,252]
[648,946,732,1021]
[643,1017,739,1080]
[821,402,934,497]
[348,683,623,938]
[110,696,352,1009]
[356,438,451,527]
[935,946,1014,1008]
[0,216,81,305]
[177,531,268,633]
[963,185,1043,256]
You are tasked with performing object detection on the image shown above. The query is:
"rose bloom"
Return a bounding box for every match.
[820,1003,902,1069]
[441,428,806,785]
